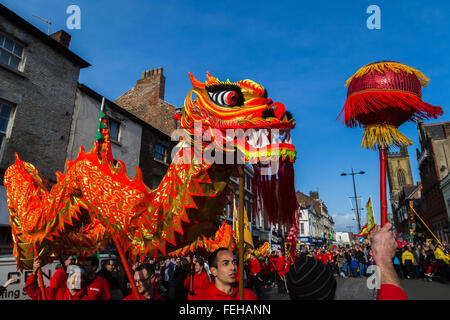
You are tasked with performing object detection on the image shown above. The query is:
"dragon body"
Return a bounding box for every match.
[5,72,297,270]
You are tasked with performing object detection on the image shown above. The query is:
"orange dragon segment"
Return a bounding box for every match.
[4,72,298,270]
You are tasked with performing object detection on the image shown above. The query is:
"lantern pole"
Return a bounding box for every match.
[379,147,388,226]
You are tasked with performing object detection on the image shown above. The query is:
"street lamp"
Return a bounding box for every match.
[341,169,365,232]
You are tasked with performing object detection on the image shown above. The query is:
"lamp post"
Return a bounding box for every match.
[341,169,365,232]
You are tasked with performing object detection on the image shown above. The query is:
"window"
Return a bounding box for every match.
[154,143,167,162]
[300,223,305,235]
[0,33,24,70]
[109,119,120,142]
[397,169,406,188]
[0,101,13,148]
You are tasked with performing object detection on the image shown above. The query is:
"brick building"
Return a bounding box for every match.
[392,184,422,242]
[0,4,178,253]
[416,120,450,243]
[114,67,178,137]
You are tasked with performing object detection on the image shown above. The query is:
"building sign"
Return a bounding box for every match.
[299,237,312,243]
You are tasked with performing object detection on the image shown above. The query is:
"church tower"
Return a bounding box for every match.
[387,146,414,211]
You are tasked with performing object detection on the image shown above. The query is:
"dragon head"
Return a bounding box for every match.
[176,72,296,165]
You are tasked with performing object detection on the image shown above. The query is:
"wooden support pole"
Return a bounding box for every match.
[112,236,141,300]
[238,166,245,300]
[32,243,47,300]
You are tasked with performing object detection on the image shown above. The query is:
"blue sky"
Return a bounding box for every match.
[4,0,450,232]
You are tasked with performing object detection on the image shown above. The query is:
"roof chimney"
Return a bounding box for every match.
[50,30,71,48]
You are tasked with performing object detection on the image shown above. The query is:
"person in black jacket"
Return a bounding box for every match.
[166,257,187,301]
[355,247,367,276]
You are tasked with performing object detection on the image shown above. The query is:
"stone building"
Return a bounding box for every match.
[296,191,335,247]
[416,120,450,243]
[387,146,415,213]
[0,4,90,252]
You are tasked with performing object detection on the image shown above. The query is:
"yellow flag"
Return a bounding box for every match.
[366,197,376,232]
[234,198,254,248]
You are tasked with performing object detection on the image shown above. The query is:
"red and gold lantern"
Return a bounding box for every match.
[338,61,443,225]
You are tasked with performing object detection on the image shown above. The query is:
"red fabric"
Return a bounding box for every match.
[315,254,323,262]
[247,258,261,276]
[86,275,110,300]
[376,284,408,300]
[25,273,90,300]
[274,256,286,276]
[252,161,298,227]
[262,261,271,275]
[340,91,442,128]
[191,282,257,300]
[123,282,163,300]
[184,270,211,297]
[50,268,67,289]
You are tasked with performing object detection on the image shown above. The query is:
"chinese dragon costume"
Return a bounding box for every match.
[5,72,298,270]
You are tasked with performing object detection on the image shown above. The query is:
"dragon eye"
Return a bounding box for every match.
[206,85,244,107]
[210,90,240,107]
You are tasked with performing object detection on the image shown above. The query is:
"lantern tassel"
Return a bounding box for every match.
[338,91,443,128]
[361,124,413,150]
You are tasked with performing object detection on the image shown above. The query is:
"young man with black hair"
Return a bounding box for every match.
[123,263,163,300]
[192,248,257,300]
[82,255,110,300]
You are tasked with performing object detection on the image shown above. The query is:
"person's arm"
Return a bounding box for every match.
[0,278,16,295]
[25,258,45,300]
[369,223,407,300]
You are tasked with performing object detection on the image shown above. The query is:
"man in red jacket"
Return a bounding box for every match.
[49,255,75,289]
[26,258,91,300]
[184,256,211,300]
[82,256,110,300]
[192,248,257,300]
[272,250,287,294]
[246,253,262,297]
[123,263,163,300]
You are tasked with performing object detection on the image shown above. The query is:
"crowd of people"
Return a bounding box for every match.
[16,223,449,301]
[296,239,450,284]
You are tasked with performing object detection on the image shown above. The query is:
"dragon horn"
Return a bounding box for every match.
[206,71,218,84]
[188,72,205,89]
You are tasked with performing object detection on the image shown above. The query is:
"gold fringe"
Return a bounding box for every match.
[346,62,430,87]
[361,124,413,150]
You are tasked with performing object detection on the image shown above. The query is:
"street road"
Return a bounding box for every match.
[259,276,450,300]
